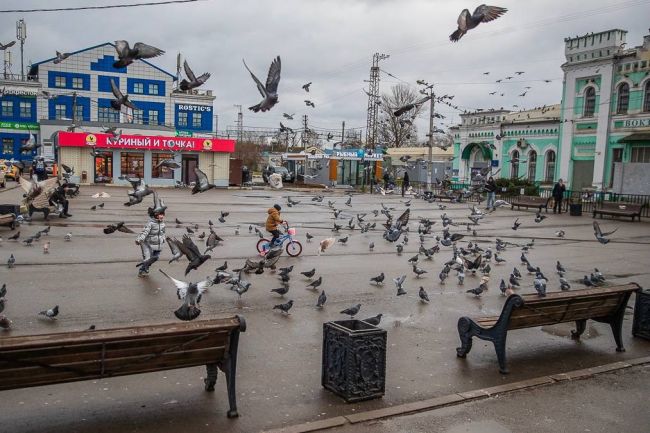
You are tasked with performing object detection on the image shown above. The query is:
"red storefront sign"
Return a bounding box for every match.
[57,131,235,153]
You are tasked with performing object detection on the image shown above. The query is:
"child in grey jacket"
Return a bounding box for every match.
[136,208,166,277]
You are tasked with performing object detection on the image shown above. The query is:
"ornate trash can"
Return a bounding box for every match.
[322,320,387,403]
[632,289,650,340]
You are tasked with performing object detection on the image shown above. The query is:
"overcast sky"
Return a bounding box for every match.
[2,0,649,141]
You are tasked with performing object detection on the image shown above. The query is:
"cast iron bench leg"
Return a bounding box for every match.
[456,317,475,358]
[494,336,508,374]
[571,319,587,339]
[218,329,241,418]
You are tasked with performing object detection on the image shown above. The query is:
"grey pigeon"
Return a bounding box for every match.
[362,313,382,326]
[159,270,212,321]
[396,244,404,254]
[316,290,327,308]
[593,221,618,244]
[166,236,184,263]
[512,218,521,230]
[534,276,547,297]
[192,167,215,194]
[0,315,12,330]
[307,276,322,290]
[0,283,6,298]
[418,286,430,303]
[370,272,385,285]
[113,40,164,68]
[180,59,210,91]
[39,305,59,319]
[450,5,508,42]
[110,79,137,111]
[556,261,566,275]
[302,82,312,92]
[271,285,289,296]
[0,297,5,314]
[305,232,314,242]
[412,264,428,278]
[301,268,316,278]
[509,273,520,288]
[582,275,594,287]
[340,303,361,317]
[466,284,486,297]
[394,274,407,296]
[560,278,571,291]
[499,279,507,295]
[338,235,349,244]
[243,56,281,112]
[53,51,71,64]
[273,299,294,314]
[369,241,374,251]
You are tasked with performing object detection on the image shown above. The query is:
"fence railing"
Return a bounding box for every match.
[376,181,649,218]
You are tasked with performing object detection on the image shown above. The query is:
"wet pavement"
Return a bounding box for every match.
[1,181,649,433]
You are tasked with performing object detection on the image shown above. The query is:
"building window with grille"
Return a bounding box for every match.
[55,104,67,119]
[544,150,556,183]
[148,110,159,125]
[2,138,13,154]
[616,83,629,114]
[152,153,175,179]
[192,113,202,128]
[19,102,32,118]
[133,82,144,94]
[149,83,159,95]
[510,150,520,179]
[630,146,650,163]
[98,106,119,123]
[583,87,596,117]
[54,76,66,88]
[1,100,13,117]
[120,152,145,178]
[644,81,650,112]
[527,150,537,181]
[72,77,84,89]
[132,109,143,124]
[178,112,188,127]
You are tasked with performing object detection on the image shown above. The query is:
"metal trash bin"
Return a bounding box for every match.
[632,289,650,340]
[569,203,582,216]
[322,319,387,403]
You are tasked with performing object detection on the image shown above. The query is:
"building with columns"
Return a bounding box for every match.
[452,28,650,193]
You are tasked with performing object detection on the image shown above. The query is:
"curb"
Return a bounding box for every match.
[262,356,650,433]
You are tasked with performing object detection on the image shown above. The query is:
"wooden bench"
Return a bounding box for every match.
[593,201,644,221]
[456,283,640,374]
[0,316,246,418]
[510,195,551,212]
[0,204,20,230]
[434,191,462,202]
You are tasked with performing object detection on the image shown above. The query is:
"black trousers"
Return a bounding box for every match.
[270,229,281,245]
[553,197,563,213]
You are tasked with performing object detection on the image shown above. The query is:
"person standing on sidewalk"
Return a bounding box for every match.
[552,178,566,214]
[485,176,497,210]
[135,208,166,277]
[401,171,410,197]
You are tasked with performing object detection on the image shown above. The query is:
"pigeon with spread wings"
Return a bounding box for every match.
[113,40,164,68]
[593,221,618,244]
[180,59,211,91]
[103,222,135,234]
[243,56,281,112]
[159,269,212,321]
[110,79,137,111]
[176,234,211,275]
[450,5,508,42]
[191,167,215,194]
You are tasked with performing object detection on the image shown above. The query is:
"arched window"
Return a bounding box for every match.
[511,150,520,179]
[527,150,537,181]
[545,150,556,183]
[616,83,630,114]
[644,81,650,112]
[584,87,596,117]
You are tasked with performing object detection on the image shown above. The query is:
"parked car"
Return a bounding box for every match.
[263,165,295,183]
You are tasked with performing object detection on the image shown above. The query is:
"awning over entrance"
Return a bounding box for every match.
[617,132,650,143]
[461,142,493,160]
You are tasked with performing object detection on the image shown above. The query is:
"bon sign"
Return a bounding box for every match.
[57,131,235,153]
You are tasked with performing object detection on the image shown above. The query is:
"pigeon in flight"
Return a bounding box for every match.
[512,218,521,230]
[178,234,211,275]
[243,56,281,112]
[179,60,210,91]
[450,5,508,42]
[113,40,164,68]
[0,41,16,50]
[159,270,212,321]
[103,222,135,234]
[53,51,71,64]
[273,299,294,315]
[192,167,215,194]
[394,274,407,296]
[166,236,184,263]
[340,303,361,318]
[39,305,59,319]
[393,96,431,117]
[304,100,315,108]
[302,82,312,92]
[283,113,295,120]
[110,79,137,111]
[593,221,618,244]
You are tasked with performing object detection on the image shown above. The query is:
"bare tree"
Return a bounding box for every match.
[378,84,425,148]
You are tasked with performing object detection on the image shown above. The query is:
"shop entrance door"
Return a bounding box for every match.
[182,155,199,185]
[94,153,113,183]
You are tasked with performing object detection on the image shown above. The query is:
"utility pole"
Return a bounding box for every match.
[365,52,389,150]
[302,114,309,149]
[417,81,436,192]
[16,19,26,80]
[341,121,345,147]
[213,114,218,137]
[233,105,243,145]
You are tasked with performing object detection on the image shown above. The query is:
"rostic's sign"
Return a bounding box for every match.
[176,104,212,112]
[57,131,235,152]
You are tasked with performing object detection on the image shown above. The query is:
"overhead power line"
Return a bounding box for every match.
[0,0,206,13]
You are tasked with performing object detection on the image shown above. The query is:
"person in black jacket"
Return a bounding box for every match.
[552,179,566,214]
[485,177,497,210]
[401,171,410,197]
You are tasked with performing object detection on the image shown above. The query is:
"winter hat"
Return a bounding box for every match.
[274,204,281,211]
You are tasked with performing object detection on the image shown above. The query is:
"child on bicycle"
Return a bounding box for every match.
[266,204,285,247]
